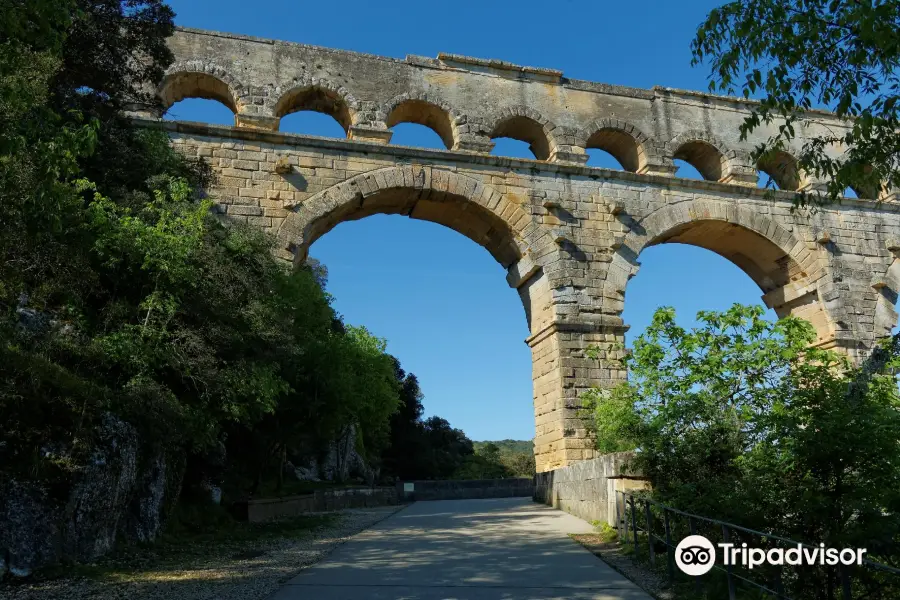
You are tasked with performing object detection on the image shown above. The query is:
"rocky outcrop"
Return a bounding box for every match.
[0,415,174,578]
[293,424,376,485]
[0,480,61,578]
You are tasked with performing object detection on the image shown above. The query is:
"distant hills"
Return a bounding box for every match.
[473,439,533,454]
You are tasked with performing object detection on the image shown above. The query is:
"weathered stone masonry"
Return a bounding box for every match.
[141,27,900,473]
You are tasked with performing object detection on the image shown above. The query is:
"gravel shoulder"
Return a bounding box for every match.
[1,505,404,600]
[571,533,675,600]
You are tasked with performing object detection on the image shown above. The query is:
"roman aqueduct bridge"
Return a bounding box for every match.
[137,27,900,472]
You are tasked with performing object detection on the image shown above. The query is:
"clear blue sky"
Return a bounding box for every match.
[165,0,776,441]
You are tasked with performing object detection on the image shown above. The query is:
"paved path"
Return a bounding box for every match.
[269,497,653,600]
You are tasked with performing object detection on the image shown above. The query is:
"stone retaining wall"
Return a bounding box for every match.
[237,487,398,523]
[533,452,648,525]
[397,478,534,502]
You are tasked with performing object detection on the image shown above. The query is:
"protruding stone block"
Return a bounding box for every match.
[235,113,280,131]
[348,125,392,144]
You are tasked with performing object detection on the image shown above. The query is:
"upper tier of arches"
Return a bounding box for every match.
[154,62,892,201]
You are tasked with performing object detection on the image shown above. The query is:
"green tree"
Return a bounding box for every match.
[692,0,900,206]
[582,304,900,578]
[0,1,402,514]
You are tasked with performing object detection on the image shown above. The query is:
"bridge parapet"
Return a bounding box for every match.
[154,27,896,198]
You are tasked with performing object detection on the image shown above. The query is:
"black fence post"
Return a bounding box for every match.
[664,509,675,583]
[840,564,852,600]
[690,517,701,595]
[630,495,638,551]
[615,490,622,540]
[722,524,736,600]
[645,500,656,569]
[774,569,785,600]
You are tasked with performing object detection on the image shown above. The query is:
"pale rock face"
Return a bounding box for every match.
[293,424,376,484]
[150,28,900,473]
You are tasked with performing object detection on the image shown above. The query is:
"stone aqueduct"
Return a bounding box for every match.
[137,27,900,472]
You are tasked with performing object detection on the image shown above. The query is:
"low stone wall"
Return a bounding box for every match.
[533,452,648,525]
[238,487,398,523]
[397,478,534,502]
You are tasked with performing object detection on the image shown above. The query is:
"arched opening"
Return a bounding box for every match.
[585,129,642,172]
[490,116,551,161]
[309,216,534,444]
[845,164,883,200]
[300,185,523,269]
[846,183,881,200]
[295,177,537,453]
[673,140,726,181]
[757,150,800,191]
[275,86,352,135]
[622,244,779,343]
[586,148,626,170]
[163,98,235,126]
[386,100,454,149]
[622,218,832,346]
[491,138,537,160]
[158,72,237,125]
[674,159,705,180]
[280,111,347,138]
[390,123,446,149]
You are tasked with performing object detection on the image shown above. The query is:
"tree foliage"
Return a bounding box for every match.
[583,304,900,570]
[0,1,402,504]
[692,0,900,205]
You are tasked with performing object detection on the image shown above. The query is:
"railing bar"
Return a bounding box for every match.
[618,491,900,575]
[664,509,675,584]
[706,563,783,596]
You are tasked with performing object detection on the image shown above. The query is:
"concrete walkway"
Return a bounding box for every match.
[268,497,653,600]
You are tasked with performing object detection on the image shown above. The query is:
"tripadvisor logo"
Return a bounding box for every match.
[675,535,868,576]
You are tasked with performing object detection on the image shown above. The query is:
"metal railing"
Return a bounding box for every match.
[615,490,900,600]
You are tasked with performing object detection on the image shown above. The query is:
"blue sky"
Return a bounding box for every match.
[164,0,777,441]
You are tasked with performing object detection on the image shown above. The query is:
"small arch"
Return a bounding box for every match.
[847,168,883,200]
[667,131,743,183]
[585,148,626,170]
[674,159,706,180]
[579,120,659,173]
[673,140,726,181]
[164,98,235,126]
[489,108,557,161]
[158,69,241,115]
[757,149,801,191]
[274,81,356,133]
[384,97,456,150]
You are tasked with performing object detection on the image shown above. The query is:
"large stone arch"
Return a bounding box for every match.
[157,61,246,114]
[277,165,553,272]
[605,199,836,346]
[276,166,571,471]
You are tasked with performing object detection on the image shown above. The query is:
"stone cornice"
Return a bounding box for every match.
[135,117,900,214]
